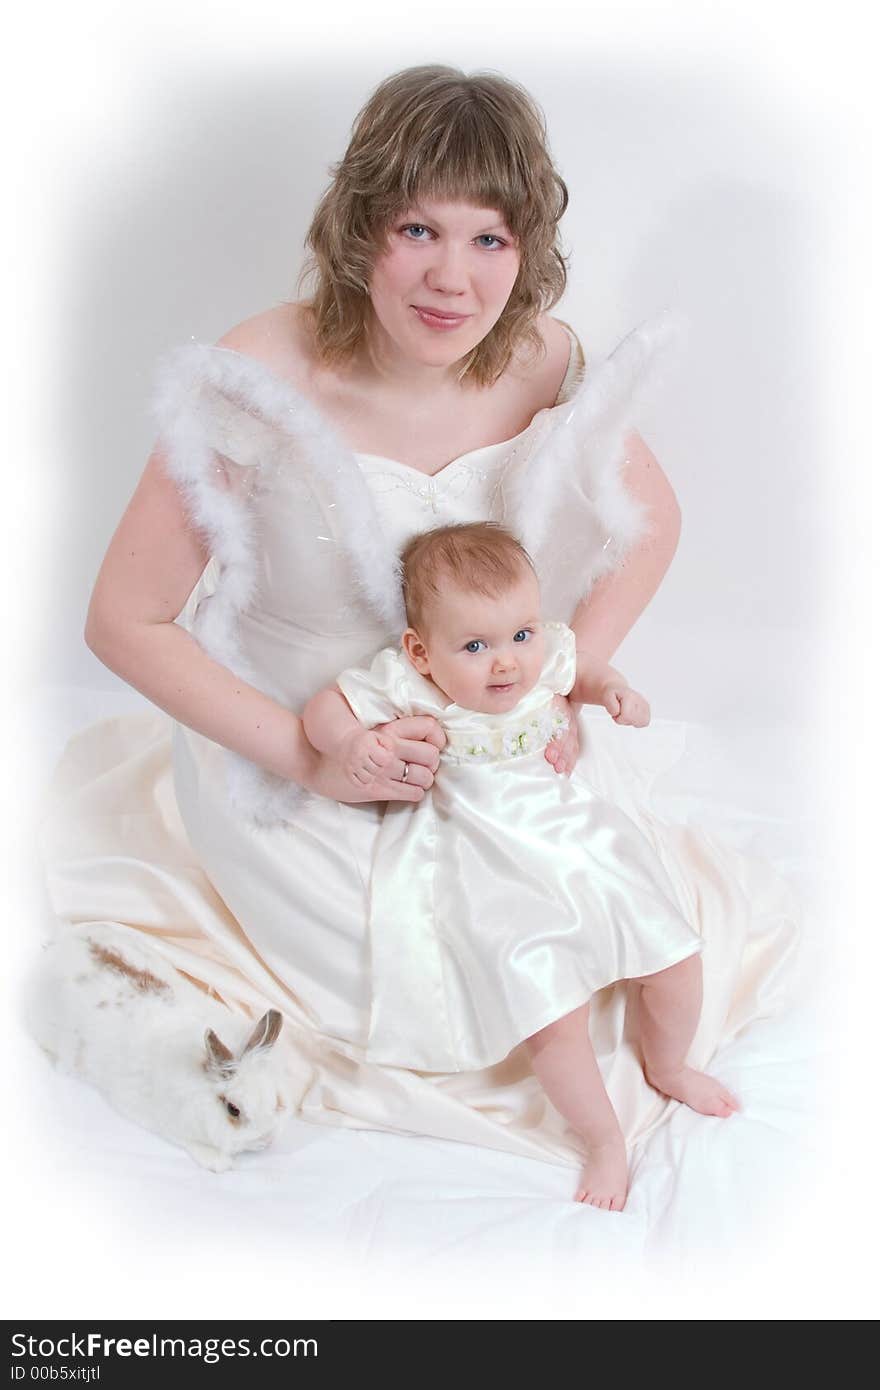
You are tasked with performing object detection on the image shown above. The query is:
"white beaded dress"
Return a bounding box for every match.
[37,317,800,1167]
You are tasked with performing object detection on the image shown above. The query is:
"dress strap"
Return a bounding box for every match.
[552,320,588,406]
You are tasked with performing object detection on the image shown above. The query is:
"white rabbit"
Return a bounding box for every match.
[23,922,294,1172]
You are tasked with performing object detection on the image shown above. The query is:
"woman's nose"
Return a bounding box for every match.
[425,241,469,294]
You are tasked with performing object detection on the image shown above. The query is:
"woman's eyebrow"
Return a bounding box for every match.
[406,207,509,233]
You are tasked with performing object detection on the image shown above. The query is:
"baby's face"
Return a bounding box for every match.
[406,570,545,714]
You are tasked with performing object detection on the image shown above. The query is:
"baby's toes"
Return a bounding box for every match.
[712,1083,740,1116]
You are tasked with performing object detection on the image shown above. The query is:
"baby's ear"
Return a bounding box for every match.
[402,627,432,676]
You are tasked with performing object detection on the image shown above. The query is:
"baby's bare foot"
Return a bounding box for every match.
[574,1135,629,1211]
[645,1064,740,1117]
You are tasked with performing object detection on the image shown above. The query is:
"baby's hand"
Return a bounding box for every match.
[601,681,651,728]
[339,727,396,787]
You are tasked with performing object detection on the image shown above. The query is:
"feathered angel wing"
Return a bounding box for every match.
[151,343,405,634]
[502,311,687,623]
[149,343,405,826]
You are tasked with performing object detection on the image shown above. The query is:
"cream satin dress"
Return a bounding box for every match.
[336,624,704,1073]
[38,319,801,1168]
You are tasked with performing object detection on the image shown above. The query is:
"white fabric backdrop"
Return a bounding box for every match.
[6,0,873,1321]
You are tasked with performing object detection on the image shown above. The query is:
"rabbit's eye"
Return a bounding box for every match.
[226,1101,241,1118]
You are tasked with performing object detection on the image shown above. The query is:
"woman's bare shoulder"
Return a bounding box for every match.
[507,312,584,404]
[214,301,316,386]
[539,311,577,356]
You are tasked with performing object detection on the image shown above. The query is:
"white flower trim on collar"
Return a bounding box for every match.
[443,708,570,765]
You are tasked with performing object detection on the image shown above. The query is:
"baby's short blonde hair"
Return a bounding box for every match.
[400,522,536,632]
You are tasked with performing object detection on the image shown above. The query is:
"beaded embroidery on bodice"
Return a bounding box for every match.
[355,322,585,544]
[355,430,538,548]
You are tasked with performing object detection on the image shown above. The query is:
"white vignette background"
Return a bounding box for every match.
[3,0,877,1320]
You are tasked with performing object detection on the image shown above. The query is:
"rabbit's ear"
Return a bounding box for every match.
[240,1009,283,1058]
[204,1028,238,1077]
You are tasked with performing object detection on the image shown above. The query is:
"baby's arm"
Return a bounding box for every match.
[302,687,396,789]
[569,653,651,728]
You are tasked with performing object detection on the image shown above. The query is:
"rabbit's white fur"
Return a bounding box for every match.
[24,924,293,1172]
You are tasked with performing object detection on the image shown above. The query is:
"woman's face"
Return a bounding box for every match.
[365,198,521,371]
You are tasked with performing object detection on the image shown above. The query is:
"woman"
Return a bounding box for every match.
[38,64,798,1196]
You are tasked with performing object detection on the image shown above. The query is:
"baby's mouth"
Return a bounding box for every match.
[488,681,517,693]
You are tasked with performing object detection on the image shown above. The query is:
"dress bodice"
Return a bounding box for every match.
[354,321,585,552]
[356,411,547,555]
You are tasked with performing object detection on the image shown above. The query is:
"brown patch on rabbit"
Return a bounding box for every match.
[88,941,171,996]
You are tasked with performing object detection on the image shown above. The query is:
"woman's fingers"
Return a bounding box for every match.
[547,728,578,776]
[374,777,425,803]
[393,736,441,771]
[376,715,447,752]
[367,745,393,771]
[394,758,433,790]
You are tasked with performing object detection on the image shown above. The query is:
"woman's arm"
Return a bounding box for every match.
[86,446,432,801]
[547,429,674,770]
[569,428,682,680]
[85,445,331,786]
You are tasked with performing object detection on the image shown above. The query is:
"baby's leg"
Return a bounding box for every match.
[524,1003,628,1211]
[632,953,740,1116]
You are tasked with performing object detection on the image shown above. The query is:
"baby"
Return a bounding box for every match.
[303,522,740,1211]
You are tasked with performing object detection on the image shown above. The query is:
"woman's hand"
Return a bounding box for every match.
[545,694,581,776]
[302,714,445,804]
[600,680,651,728]
[372,714,446,793]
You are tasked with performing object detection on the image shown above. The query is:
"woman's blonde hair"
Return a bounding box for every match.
[295,65,569,388]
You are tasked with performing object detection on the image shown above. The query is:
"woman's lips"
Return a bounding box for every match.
[412,306,471,331]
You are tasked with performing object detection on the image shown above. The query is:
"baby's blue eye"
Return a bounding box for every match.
[513,629,531,643]
[465,640,487,654]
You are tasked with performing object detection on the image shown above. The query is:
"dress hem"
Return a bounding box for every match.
[365,937,705,1074]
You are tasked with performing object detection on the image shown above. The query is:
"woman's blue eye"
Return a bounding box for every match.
[401,226,505,249]
[513,630,531,643]
[465,640,487,654]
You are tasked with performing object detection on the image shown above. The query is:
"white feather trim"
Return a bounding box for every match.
[508,310,687,620]
[154,344,405,630]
